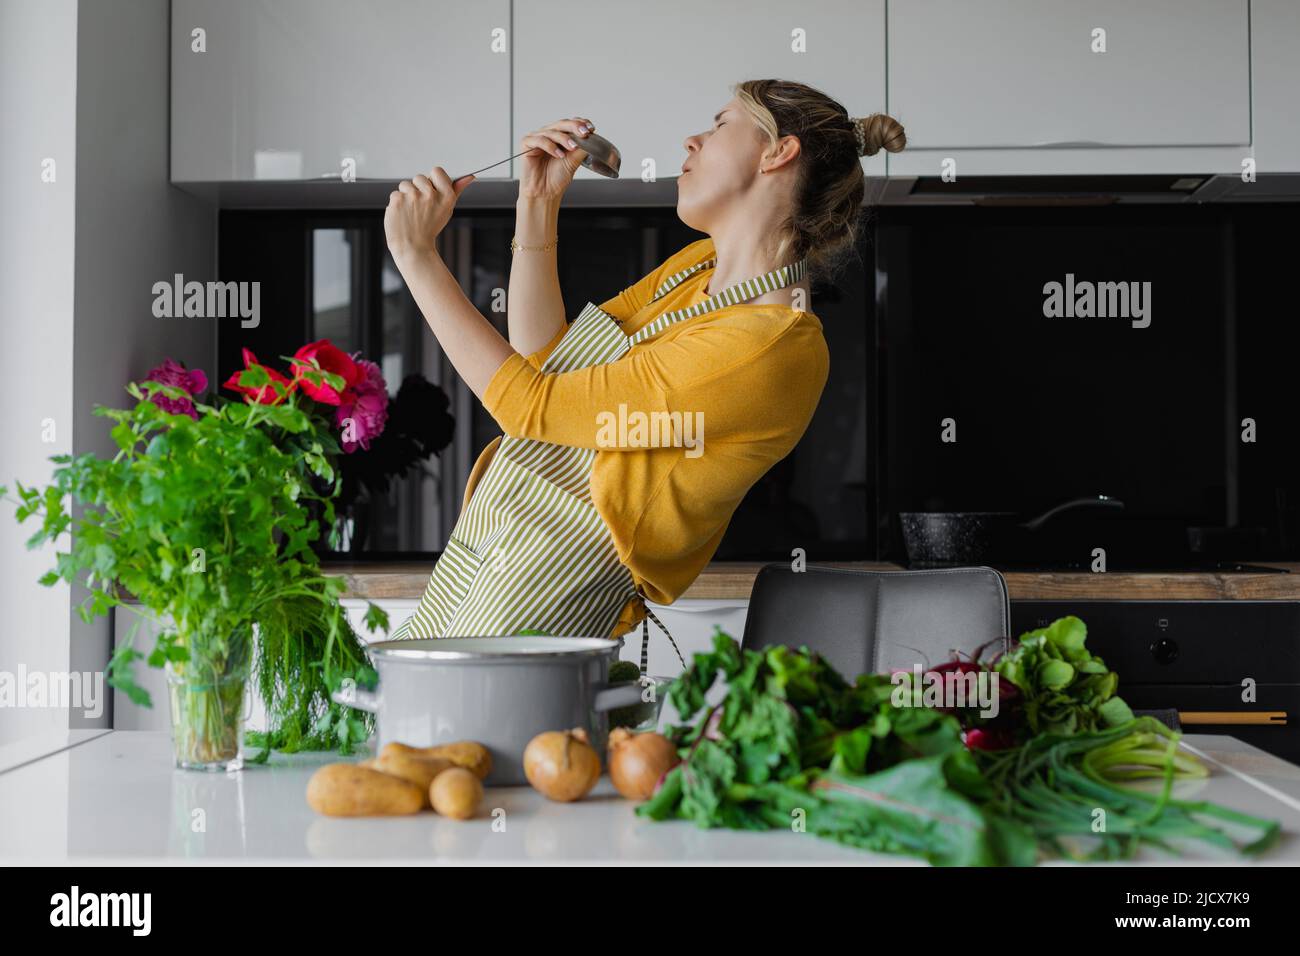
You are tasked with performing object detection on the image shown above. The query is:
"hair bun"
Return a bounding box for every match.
[850,113,907,157]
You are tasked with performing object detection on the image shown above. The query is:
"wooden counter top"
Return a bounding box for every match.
[325,560,1300,603]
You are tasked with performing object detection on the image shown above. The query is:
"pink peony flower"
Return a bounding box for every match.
[335,357,389,453]
[144,358,208,419]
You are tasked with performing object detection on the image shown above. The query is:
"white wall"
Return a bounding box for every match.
[0,0,217,745]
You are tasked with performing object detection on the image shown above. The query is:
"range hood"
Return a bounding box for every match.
[867,173,1300,206]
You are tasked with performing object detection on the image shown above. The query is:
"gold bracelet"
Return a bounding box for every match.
[511,235,558,255]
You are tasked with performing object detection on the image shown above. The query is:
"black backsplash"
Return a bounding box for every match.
[872,203,1300,564]
[216,201,1298,564]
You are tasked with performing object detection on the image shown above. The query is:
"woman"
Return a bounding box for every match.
[383,79,905,656]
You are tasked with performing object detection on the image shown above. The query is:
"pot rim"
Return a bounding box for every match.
[368,635,625,663]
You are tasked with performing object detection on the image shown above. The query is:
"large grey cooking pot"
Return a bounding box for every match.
[330,637,646,786]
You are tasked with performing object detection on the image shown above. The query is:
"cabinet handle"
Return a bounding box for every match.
[1029,139,1113,148]
[1177,711,1287,726]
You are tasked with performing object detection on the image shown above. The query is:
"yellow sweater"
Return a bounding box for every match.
[474,237,829,633]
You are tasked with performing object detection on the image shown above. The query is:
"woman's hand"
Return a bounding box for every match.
[518,117,596,200]
[384,167,476,262]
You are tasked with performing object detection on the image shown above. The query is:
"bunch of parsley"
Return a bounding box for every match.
[3,378,387,758]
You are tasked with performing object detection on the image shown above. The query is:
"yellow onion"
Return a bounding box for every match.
[523,728,601,802]
[607,728,679,801]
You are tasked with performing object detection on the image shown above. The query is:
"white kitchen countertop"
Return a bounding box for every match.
[2,730,1299,865]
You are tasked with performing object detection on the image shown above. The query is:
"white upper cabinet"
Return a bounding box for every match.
[170,0,511,181]
[1250,0,1300,176]
[886,0,1252,175]
[170,0,1297,187]
[512,0,888,184]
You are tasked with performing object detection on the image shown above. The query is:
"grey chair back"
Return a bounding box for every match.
[741,564,1011,679]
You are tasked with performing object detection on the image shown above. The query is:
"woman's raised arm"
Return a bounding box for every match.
[508,117,598,354]
[382,117,596,400]
[386,167,513,400]
[508,195,565,354]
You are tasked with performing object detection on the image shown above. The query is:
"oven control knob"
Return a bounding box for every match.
[1150,637,1179,665]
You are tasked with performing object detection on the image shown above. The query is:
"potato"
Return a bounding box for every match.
[430,767,483,820]
[372,751,454,804]
[426,741,492,781]
[306,763,424,817]
[382,740,492,781]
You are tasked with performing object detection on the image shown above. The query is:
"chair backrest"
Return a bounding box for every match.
[742,564,1011,679]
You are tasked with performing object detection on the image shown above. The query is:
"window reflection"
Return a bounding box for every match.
[311,228,356,351]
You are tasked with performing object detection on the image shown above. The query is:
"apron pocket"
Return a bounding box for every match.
[394,534,484,639]
[447,453,634,638]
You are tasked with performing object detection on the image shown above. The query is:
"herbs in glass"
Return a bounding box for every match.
[2,375,387,767]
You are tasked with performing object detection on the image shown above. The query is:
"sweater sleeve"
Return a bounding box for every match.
[521,321,567,371]
[482,314,827,451]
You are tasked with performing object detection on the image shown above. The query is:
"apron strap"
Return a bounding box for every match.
[628,256,809,347]
[639,603,687,674]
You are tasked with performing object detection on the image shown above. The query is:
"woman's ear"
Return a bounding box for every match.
[764,135,801,173]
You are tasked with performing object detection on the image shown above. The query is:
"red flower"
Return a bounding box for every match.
[223,348,296,405]
[292,339,363,406]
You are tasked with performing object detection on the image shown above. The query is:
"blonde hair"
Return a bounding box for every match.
[732,79,906,281]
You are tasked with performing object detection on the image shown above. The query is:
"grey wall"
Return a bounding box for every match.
[69,0,217,730]
[0,0,217,745]
[0,0,78,748]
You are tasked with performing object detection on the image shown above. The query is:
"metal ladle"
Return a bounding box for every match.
[456,131,622,180]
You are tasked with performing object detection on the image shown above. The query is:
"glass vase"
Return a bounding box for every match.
[166,648,251,772]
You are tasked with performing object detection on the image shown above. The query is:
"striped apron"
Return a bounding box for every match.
[390,250,809,668]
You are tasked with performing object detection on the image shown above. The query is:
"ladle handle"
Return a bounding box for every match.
[456,135,592,180]
[455,150,532,180]
[457,131,612,180]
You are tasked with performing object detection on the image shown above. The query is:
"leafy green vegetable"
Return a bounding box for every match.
[637,628,1033,865]
[995,615,1133,737]
[637,626,1281,866]
[609,660,641,683]
[977,718,1280,860]
[608,660,661,728]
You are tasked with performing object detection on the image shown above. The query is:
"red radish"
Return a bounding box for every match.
[964,727,1015,751]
